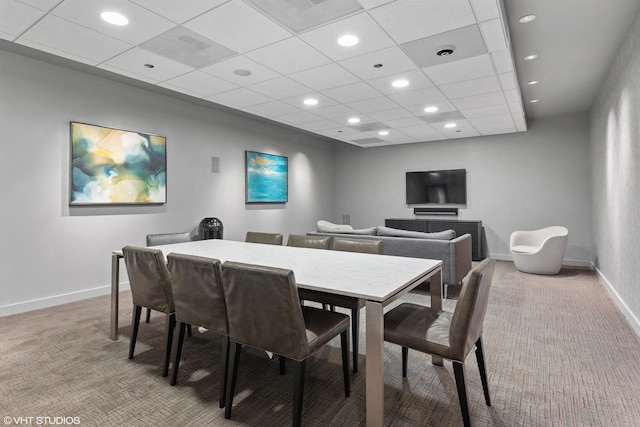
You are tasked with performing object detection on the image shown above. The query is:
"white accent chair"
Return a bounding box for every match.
[510,226,568,274]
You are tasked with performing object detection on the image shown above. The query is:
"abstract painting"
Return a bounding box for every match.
[70,122,167,205]
[245,151,288,203]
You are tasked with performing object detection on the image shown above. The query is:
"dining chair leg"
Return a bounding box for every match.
[225,342,242,419]
[162,313,176,377]
[170,322,187,386]
[187,324,192,337]
[145,307,151,323]
[340,330,350,397]
[453,362,471,427]
[292,359,306,427]
[219,336,230,408]
[402,347,408,377]
[279,356,286,374]
[351,307,359,373]
[129,305,142,359]
[475,336,491,406]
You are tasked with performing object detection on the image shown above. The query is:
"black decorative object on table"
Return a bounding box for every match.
[198,217,223,240]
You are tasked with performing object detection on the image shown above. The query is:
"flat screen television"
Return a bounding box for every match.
[406,169,467,205]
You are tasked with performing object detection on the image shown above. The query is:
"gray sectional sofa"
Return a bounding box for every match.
[307,225,472,297]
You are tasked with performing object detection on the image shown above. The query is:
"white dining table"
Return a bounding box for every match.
[110,239,442,426]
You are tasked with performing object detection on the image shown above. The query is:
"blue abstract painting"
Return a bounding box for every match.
[245,151,288,203]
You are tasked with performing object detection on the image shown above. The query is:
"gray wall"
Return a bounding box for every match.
[331,113,592,265]
[590,15,640,333]
[0,48,336,315]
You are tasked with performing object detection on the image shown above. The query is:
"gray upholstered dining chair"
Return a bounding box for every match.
[383,258,496,427]
[144,232,192,323]
[121,246,176,377]
[146,232,192,247]
[245,231,283,245]
[297,237,383,373]
[166,253,229,407]
[286,234,331,249]
[221,261,350,427]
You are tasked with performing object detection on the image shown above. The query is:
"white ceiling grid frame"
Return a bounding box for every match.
[245,36,332,75]
[0,0,44,39]
[129,0,229,25]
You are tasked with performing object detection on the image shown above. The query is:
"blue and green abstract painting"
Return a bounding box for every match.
[245,151,288,203]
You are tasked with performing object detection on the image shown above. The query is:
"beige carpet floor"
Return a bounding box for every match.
[1,261,640,426]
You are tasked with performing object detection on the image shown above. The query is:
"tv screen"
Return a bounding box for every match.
[406,169,467,205]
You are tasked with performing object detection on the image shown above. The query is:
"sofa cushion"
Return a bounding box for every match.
[317,226,378,235]
[377,226,455,240]
[317,220,353,233]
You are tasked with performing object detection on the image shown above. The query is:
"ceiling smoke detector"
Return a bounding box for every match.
[436,45,455,56]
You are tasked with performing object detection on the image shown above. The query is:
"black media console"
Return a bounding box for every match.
[385,218,484,261]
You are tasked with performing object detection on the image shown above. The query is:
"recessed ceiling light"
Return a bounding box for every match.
[378,130,389,136]
[528,80,539,85]
[391,79,409,88]
[444,123,457,129]
[233,69,251,76]
[348,117,360,124]
[100,11,128,26]
[303,98,318,106]
[524,54,538,61]
[530,99,540,103]
[424,106,438,113]
[518,14,536,24]
[337,34,359,47]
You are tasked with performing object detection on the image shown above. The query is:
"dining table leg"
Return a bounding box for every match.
[110,253,121,341]
[365,300,384,427]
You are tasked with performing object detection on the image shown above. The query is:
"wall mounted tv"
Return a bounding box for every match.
[406,169,467,205]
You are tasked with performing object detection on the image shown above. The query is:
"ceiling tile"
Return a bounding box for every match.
[400,25,487,68]
[368,107,413,122]
[480,18,507,52]
[366,69,434,95]
[52,0,175,45]
[460,103,510,119]
[201,55,281,86]
[396,124,445,141]
[248,76,312,99]
[383,116,428,128]
[183,0,291,53]
[356,0,395,10]
[130,0,227,24]
[208,87,273,108]
[161,70,238,97]
[281,93,338,110]
[490,49,513,73]
[246,101,301,117]
[450,91,506,110]
[422,54,494,85]
[245,0,362,33]
[299,12,395,61]
[302,120,343,131]
[245,37,331,75]
[339,46,415,80]
[469,0,500,22]
[498,72,517,90]
[372,131,417,145]
[345,96,399,113]
[290,63,359,90]
[322,82,382,103]
[430,119,480,138]
[13,0,60,10]
[140,26,237,68]
[0,1,44,39]
[369,0,477,44]
[469,114,517,134]
[18,15,131,65]
[439,75,501,99]
[406,101,458,118]
[419,110,466,125]
[99,47,194,83]
[312,103,362,120]
[387,87,448,108]
[277,111,324,125]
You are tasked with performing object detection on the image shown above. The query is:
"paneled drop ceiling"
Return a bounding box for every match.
[1,0,526,147]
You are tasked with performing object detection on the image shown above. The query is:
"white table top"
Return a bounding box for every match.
[115,239,441,302]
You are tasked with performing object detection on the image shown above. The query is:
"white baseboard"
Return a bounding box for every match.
[594,266,640,338]
[488,252,592,269]
[0,282,130,317]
